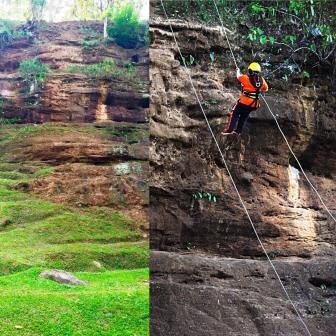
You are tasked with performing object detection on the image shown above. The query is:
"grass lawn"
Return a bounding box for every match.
[0,268,149,336]
[0,171,148,274]
[0,124,149,335]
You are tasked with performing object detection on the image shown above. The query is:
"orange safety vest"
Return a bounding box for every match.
[237,74,268,108]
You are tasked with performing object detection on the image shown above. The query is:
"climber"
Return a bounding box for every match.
[221,62,268,136]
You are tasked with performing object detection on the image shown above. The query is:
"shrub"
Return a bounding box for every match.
[0,117,21,126]
[0,20,28,49]
[0,98,4,114]
[19,58,50,89]
[107,3,146,49]
[66,59,136,80]
[82,38,102,49]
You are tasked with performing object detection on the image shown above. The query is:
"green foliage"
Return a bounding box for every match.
[210,51,215,63]
[0,268,149,336]
[0,161,147,273]
[66,59,136,81]
[185,242,194,251]
[19,58,50,88]
[192,192,219,203]
[34,167,54,178]
[73,0,101,20]
[0,20,28,50]
[289,0,306,16]
[250,3,267,14]
[81,38,102,49]
[302,70,310,78]
[283,34,297,45]
[247,27,264,41]
[0,117,21,126]
[31,0,47,22]
[107,3,146,49]
[162,0,336,81]
[179,54,196,67]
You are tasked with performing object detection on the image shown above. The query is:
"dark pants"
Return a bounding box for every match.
[225,101,256,134]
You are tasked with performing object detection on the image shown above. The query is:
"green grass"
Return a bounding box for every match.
[0,173,147,274]
[0,124,149,334]
[0,123,149,151]
[0,268,149,336]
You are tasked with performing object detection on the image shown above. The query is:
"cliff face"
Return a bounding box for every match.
[0,21,149,226]
[150,19,336,336]
[0,21,149,124]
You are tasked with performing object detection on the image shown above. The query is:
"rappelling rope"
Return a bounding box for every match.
[159,1,312,335]
[213,0,335,224]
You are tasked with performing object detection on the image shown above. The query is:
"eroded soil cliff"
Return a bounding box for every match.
[150,17,336,336]
[0,20,149,273]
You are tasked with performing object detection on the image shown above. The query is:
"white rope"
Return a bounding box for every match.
[212,0,335,224]
[212,0,238,70]
[160,1,312,335]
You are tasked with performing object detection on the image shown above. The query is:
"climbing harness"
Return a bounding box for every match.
[241,74,262,108]
[159,0,321,335]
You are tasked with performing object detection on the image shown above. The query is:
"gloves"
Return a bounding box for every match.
[236,68,241,78]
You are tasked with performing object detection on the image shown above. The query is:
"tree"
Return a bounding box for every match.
[107,2,143,49]
[72,0,98,21]
[72,0,113,39]
[31,0,47,22]
[96,0,113,39]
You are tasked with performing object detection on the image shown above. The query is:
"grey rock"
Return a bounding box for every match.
[91,261,102,269]
[241,171,253,184]
[39,269,86,285]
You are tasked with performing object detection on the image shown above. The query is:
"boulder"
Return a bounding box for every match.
[39,270,86,285]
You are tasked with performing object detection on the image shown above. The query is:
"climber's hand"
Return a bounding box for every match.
[236,68,241,78]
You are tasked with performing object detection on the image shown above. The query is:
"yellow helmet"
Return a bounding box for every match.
[248,62,261,73]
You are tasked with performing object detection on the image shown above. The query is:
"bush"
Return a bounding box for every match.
[0,117,21,126]
[107,3,146,49]
[0,20,28,49]
[19,58,50,88]
[82,38,102,49]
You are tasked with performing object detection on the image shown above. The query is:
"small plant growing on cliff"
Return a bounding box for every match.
[66,59,136,81]
[107,3,147,49]
[19,58,50,92]
[0,98,4,114]
[320,283,327,290]
[82,38,102,49]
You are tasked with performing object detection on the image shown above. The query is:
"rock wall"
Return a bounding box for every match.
[0,21,149,124]
[0,21,149,229]
[149,18,336,336]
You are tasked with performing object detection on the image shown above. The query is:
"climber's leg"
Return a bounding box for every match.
[221,102,240,135]
[235,106,255,134]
